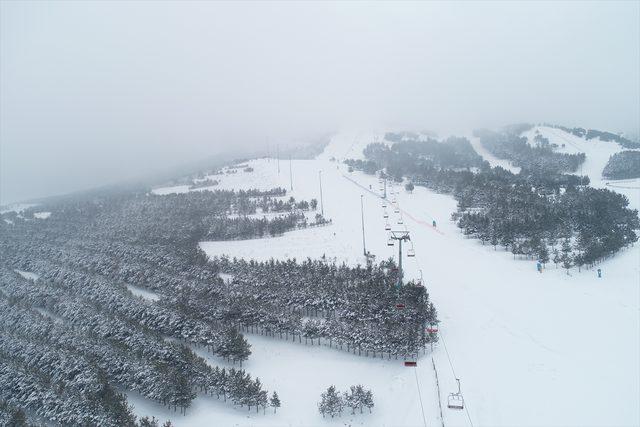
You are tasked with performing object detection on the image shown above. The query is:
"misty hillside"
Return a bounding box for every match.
[1,2,639,427]
[1,124,639,426]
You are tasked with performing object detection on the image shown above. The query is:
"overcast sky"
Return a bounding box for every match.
[1,1,639,205]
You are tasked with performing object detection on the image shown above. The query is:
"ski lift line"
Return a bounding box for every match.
[438,331,458,389]
[439,330,475,427]
[431,357,446,427]
[341,173,383,199]
[413,367,430,427]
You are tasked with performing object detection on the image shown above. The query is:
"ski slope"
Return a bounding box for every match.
[523,126,640,208]
[145,132,640,426]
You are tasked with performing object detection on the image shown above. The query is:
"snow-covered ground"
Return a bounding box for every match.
[33,211,51,219]
[14,270,39,281]
[0,203,37,214]
[126,284,161,302]
[467,134,521,174]
[139,131,639,426]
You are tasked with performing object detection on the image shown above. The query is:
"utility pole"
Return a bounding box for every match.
[318,170,324,217]
[360,195,366,256]
[289,155,293,191]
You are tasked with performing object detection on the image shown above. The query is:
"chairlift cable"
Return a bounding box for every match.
[413,367,429,427]
[439,330,474,427]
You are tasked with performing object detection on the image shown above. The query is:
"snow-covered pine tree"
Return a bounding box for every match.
[561,238,573,274]
[538,242,550,267]
[354,384,366,413]
[318,385,344,418]
[344,386,359,414]
[270,391,281,413]
[363,389,374,413]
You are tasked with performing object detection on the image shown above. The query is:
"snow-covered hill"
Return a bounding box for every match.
[522,125,640,208]
[143,131,640,427]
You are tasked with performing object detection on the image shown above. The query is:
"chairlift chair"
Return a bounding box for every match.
[448,379,464,410]
[384,212,389,219]
[397,217,404,225]
[426,323,438,333]
[385,223,391,231]
[387,238,394,247]
[403,354,417,367]
[395,303,406,309]
[407,248,415,257]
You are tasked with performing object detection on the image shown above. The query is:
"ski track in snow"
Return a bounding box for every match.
[137,130,639,427]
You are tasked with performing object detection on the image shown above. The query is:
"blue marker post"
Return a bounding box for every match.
[537,261,542,273]
[597,268,602,278]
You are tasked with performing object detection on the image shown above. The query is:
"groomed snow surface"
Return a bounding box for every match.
[142,131,640,426]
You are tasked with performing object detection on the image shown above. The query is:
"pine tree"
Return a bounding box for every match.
[222,328,251,365]
[561,238,573,274]
[138,416,160,427]
[344,386,358,414]
[354,384,365,413]
[318,385,344,418]
[538,243,550,267]
[552,247,561,268]
[7,408,27,427]
[270,391,281,413]
[363,389,374,413]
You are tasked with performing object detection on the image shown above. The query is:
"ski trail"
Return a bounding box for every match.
[400,208,445,236]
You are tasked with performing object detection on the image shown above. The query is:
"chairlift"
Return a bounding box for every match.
[382,203,387,208]
[404,354,417,367]
[387,238,394,247]
[385,223,391,231]
[426,323,438,333]
[407,248,415,257]
[383,212,389,219]
[396,303,406,309]
[448,379,464,410]
[397,218,404,225]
